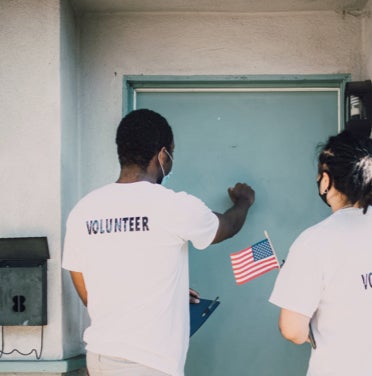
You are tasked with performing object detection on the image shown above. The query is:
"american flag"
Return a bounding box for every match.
[230,239,280,285]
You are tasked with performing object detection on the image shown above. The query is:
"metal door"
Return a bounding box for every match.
[126,76,346,376]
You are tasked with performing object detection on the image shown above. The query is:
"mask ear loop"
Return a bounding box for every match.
[158,149,173,178]
[158,153,166,178]
[164,149,173,163]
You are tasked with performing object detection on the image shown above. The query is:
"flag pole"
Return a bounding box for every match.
[264,230,280,269]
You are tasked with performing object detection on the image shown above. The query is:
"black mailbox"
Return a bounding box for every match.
[0,237,49,326]
[344,80,372,138]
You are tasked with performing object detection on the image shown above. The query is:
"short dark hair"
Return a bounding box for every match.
[116,109,173,170]
[318,130,372,213]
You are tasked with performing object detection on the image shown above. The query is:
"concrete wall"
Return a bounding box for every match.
[0,0,84,365]
[0,0,64,360]
[77,10,363,194]
[362,0,372,78]
[60,0,87,358]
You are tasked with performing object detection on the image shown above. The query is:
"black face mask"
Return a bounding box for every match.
[317,172,332,207]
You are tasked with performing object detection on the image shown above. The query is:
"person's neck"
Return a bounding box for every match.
[333,202,356,211]
[330,193,358,212]
[116,166,157,184]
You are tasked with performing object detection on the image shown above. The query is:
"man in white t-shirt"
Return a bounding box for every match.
[63,109,255,376]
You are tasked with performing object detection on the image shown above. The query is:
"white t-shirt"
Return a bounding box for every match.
[63,182,219,376]
[270,207,372,376]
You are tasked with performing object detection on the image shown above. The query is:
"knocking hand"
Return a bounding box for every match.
[228,183,255,208]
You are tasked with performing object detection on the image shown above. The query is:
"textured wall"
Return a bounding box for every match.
[77,10,363,193]
[80,11,362,76]
[60,0,87,359]
[362,0,372,78]
[0,0,63,360]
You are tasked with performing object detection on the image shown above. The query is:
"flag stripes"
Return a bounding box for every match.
[230,239,279,285]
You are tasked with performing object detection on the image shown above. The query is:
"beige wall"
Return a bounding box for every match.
[0,0,80,361]
[61,0,87,358]
[77,10,363,194]
[362,0,372,78]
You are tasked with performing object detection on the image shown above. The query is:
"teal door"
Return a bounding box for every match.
[126,77,345,376]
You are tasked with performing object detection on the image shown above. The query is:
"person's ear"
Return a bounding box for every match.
[157,147,168,165]
[321,171,331,192]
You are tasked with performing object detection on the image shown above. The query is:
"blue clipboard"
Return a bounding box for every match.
[189,297,220,337]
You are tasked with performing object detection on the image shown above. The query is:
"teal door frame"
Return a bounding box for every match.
[123,74,351,130]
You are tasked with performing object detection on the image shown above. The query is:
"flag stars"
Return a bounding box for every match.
[252,241,274,261]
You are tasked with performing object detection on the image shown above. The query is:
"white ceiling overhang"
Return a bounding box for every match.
[70,0,369,15]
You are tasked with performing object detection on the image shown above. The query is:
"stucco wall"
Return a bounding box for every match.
[60,0,87,358]
[0,0,63,360]
[362,0,372,78]
[77,10,363,194]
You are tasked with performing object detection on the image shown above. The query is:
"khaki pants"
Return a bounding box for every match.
[87,352,170,376]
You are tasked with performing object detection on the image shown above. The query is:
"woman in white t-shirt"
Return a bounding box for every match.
[270,130,372,376]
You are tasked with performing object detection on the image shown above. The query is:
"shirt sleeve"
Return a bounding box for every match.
[62,209,84,272]
[172,192,219,250]
[269,233,323,318]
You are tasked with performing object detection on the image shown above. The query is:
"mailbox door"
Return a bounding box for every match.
[0,265,47,326]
